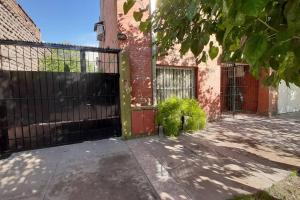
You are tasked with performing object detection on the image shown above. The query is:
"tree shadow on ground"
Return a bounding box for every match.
[137,115,299,200]
[202,114,300,158]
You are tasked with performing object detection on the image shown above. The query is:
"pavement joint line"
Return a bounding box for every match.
[127,140,194,200]
[42,160,60,200]
[126,142,162,200]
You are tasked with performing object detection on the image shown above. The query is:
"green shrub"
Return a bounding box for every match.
[157,97,182,136]
[182,99,207,132]
[157,97,206,136]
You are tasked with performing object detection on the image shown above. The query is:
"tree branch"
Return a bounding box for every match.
[257,18,279,32]
[257,18,300,40]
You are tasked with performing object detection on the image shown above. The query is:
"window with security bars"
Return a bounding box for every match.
[156,67,196,103]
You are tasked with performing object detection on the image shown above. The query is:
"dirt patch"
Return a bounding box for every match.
[267,175,300,200]
[231,175,300,200]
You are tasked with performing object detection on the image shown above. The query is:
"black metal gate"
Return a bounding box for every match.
[0,40,121,154]
[221,63,259,115]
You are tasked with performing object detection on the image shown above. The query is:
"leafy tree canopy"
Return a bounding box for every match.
[40,49,96,73]
[124,0,300,87]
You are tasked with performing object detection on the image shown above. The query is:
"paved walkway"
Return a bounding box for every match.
[0,113,299,200]
[0,139,159,200]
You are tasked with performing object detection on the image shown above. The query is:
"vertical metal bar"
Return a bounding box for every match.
[30,46,38,148]
[77,70,82,139]
[163,67,165,101]
[71,51,75,129]
[0,44,2,70]
[18,46,25,149]
[233,63,236,116]
[25,46,33,149]
[36,46,45,146]
[93,52,99,120]
[63,49,69,142]
[51,49,58,144]
[0,44,8,153]
[80,50,86,73]
[7,45,18,150]
[43,47,52,145]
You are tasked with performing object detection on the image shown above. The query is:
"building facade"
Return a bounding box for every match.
[99,0,288,137]
[100,0,221,136]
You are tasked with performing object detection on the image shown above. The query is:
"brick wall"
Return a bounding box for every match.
[117,0,155,136]
[102,0,222,136]
[0,0,41,41]
[117,0,153,107]
[0,0,41,71]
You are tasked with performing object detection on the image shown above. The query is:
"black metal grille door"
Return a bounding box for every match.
[221,63,259,115]
[0,40,121,154]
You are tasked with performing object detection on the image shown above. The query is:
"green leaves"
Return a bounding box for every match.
[133,11,143,21]
[186,0,198,21]
[139,20,151,33]
[284,0,300,33]
[240,0,270,17]
[243,33,268,66]
[123,0,136,14]
[122,0,300,86]
[209,42,219,60]
[191,33,210,57]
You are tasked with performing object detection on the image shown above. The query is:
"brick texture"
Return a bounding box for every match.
[117,0,153,107]
[0,0,41,71]
[0,0,40,41]
[102,0,222,135]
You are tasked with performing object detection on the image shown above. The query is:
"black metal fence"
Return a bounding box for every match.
[0,40,121,154]
[221,63,259,115]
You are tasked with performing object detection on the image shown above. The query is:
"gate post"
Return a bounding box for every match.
[119,51,132,139]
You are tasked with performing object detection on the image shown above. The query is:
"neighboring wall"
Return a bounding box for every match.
[0,0,41,71]
[0,0,41,41]
[278,83,300,114]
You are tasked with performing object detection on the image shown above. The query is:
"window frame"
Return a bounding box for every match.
[156,66,196,103]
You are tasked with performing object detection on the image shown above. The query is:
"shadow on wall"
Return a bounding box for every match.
[197,68,221,121]
[118,15,153,107]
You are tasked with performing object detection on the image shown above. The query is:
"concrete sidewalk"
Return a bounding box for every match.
[126,114,300,200]
[0,139,159,200]
[0,114,299,200]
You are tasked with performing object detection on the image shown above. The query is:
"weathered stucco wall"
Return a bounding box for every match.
[102,0,223,136]
[278,83,300,114]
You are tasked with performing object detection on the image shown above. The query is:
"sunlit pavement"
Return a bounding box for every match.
[127,113,300,200]
[0,139,159,200]
[0,113,299,200]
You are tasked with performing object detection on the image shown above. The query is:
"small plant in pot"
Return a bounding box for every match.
[156,97,206,137]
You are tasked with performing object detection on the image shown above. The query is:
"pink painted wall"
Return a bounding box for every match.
[101,0,222,136]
